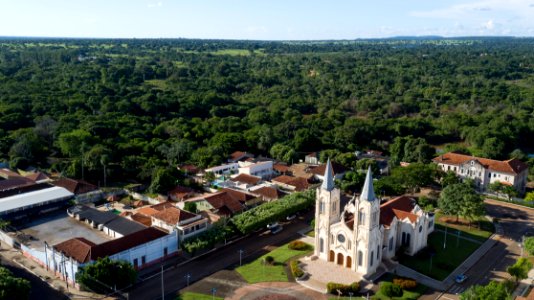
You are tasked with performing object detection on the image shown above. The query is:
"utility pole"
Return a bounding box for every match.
[443,226,448,249]
[239,249,244,266]
[185,273,191,286]
[161,265,165,300]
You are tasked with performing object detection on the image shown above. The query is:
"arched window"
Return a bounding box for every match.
[319,201,325,214]
[358,251,363,266]
[377,245,380,259]
[320,238,324,253]
[358,209,366,226]
[332,201,336,213]
[370,251,374,266]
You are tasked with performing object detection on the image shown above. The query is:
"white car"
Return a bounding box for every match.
[267,222,279,229]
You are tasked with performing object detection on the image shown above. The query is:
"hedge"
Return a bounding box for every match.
[393,277,417,290]
[326,281,360,296]
[231,190,315,234]
[379,282,402,297]
[288,240,311,251]
[290,260,304,278]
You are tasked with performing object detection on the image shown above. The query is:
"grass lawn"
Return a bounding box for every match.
[176,292,223,300]
[434,212,494,242]
[236,242,313,283]
[329,297,366,300]
[399,231,481,280]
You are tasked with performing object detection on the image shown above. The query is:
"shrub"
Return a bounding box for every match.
[290,260,304,278]
[264,256,275,265]
[326,281,360,296]
[393,277,417,290]
[380,282,402,297]
[288,240,310,251]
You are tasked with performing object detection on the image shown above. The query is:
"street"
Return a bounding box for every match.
[436,199,532,299]
[128,217,311,300]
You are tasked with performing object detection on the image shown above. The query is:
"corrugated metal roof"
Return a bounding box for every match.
[0,186,73,215]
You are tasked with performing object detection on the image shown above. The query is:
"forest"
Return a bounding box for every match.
[0,37,533,185]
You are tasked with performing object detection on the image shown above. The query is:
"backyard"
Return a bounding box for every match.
[236,242,313,283]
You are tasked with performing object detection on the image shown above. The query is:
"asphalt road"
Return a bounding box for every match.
[0,254,68,300]
[127,216,311,300]
[437,199,532,300]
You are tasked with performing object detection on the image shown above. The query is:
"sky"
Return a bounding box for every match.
[1,0,534,40]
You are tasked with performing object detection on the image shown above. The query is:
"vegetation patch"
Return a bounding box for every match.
[176,292,224,300]
[235,242,313,283]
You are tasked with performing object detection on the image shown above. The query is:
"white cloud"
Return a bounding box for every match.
[483,19,494,30]
[411,0,532,19]
[147,2,162,8]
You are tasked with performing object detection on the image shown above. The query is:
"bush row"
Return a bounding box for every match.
[326,281,360,296]
[288,240,311,251]
[290,260,304,278]
[393,277,417,290]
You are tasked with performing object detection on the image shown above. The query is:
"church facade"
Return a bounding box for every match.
[314,159,435,277]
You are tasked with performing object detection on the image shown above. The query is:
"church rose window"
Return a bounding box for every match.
[337,234,345,243]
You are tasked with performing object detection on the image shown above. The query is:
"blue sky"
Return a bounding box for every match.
[1,1,534,39]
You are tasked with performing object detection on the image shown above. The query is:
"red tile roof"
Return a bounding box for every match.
[221,188,257,203]
[25,172,49,182]
[203,191,244,215]
[231,174,261,185]
[54,237,96,263]
[433,152,528,175]
[53,178,98,195]
[179,164,200,174]
[90,227,167,260]
[137,207,160,216]
[272,175,310,191]
[131,213,152,226]
[273,163,290,173]
[152,207,197,225]
[252,186,285,200]
[168,185,195,200]
[309,162,347,176]
[380,196,418,226]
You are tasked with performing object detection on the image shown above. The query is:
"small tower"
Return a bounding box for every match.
[314,158,341,260]
[353,167,382,275]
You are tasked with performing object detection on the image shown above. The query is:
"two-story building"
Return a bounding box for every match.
[151,207,208,240]
[433,152,529,194]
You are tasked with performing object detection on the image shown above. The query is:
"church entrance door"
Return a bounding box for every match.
[329,250,335,262]
[337,253,344,266]
[346,256,352,268]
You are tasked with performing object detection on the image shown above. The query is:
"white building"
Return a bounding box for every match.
[314,159,434,277]
[205,163,239,176]
[151,206,208,240]
[238,161,273,179]
[433,152,529,194]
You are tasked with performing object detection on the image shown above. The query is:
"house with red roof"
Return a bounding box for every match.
[151,206,208,239]
[433,152,529,194]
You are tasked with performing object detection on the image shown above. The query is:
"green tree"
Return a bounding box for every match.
[439,183,484,222]
[507,257,533,283]
[389,136,434,166]
[355,158,380,175]
[269,143,298,164]
[460,281,511,300]
[57,129,93,157]
[489,182,518,200]
[0,266,30,300]
[183,202,197,213]
[525,192,534,203]
[391,163,437,193]
[76,257,137,293]
[148,167,178,194]
[524,237,534,256]
[441,171,460,188]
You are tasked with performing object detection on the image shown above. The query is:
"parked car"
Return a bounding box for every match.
[455,274,467,283]
[270,224,283,234]
[286,214,296,221]
[267,222,279,229]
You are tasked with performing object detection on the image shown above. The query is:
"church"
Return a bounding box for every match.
[314,159,435,277]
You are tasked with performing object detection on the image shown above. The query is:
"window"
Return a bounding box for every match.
[389,237,394,251]
[358,251,363,266]
[337,234,345,243]
[141,256,146,265]
[419,225,422,233]
[370,251,374,266]
[319,201,325,214]
[163,247,168,256]
[488,172,491,178]
[428,220,434,228]
[348,240,351,250]
[133,258,138,268]
[447,166,450,171]
[320,238,324,253]
[358,210,366,226]
[332,202,336,213]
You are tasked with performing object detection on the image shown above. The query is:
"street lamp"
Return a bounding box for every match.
[443,226,448,249]
[211,287,217,300]
[456,230,461,248]
[429,253,436,273]
[161,265,165,300]
[239,249,244,266]
[185,273,191,286]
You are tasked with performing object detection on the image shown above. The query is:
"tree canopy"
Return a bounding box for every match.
[0,266,31,300]
[76,257,137,293]
[438,183,485,222]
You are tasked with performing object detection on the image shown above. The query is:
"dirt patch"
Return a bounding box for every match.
[179,270,247,298]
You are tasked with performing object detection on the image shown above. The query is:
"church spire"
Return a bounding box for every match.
[322,158,335,191]
[360,166,376,201]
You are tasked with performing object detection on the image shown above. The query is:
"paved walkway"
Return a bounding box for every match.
[227,282,328,300]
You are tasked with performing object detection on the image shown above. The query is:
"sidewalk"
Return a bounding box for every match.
[0,243,108,299]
